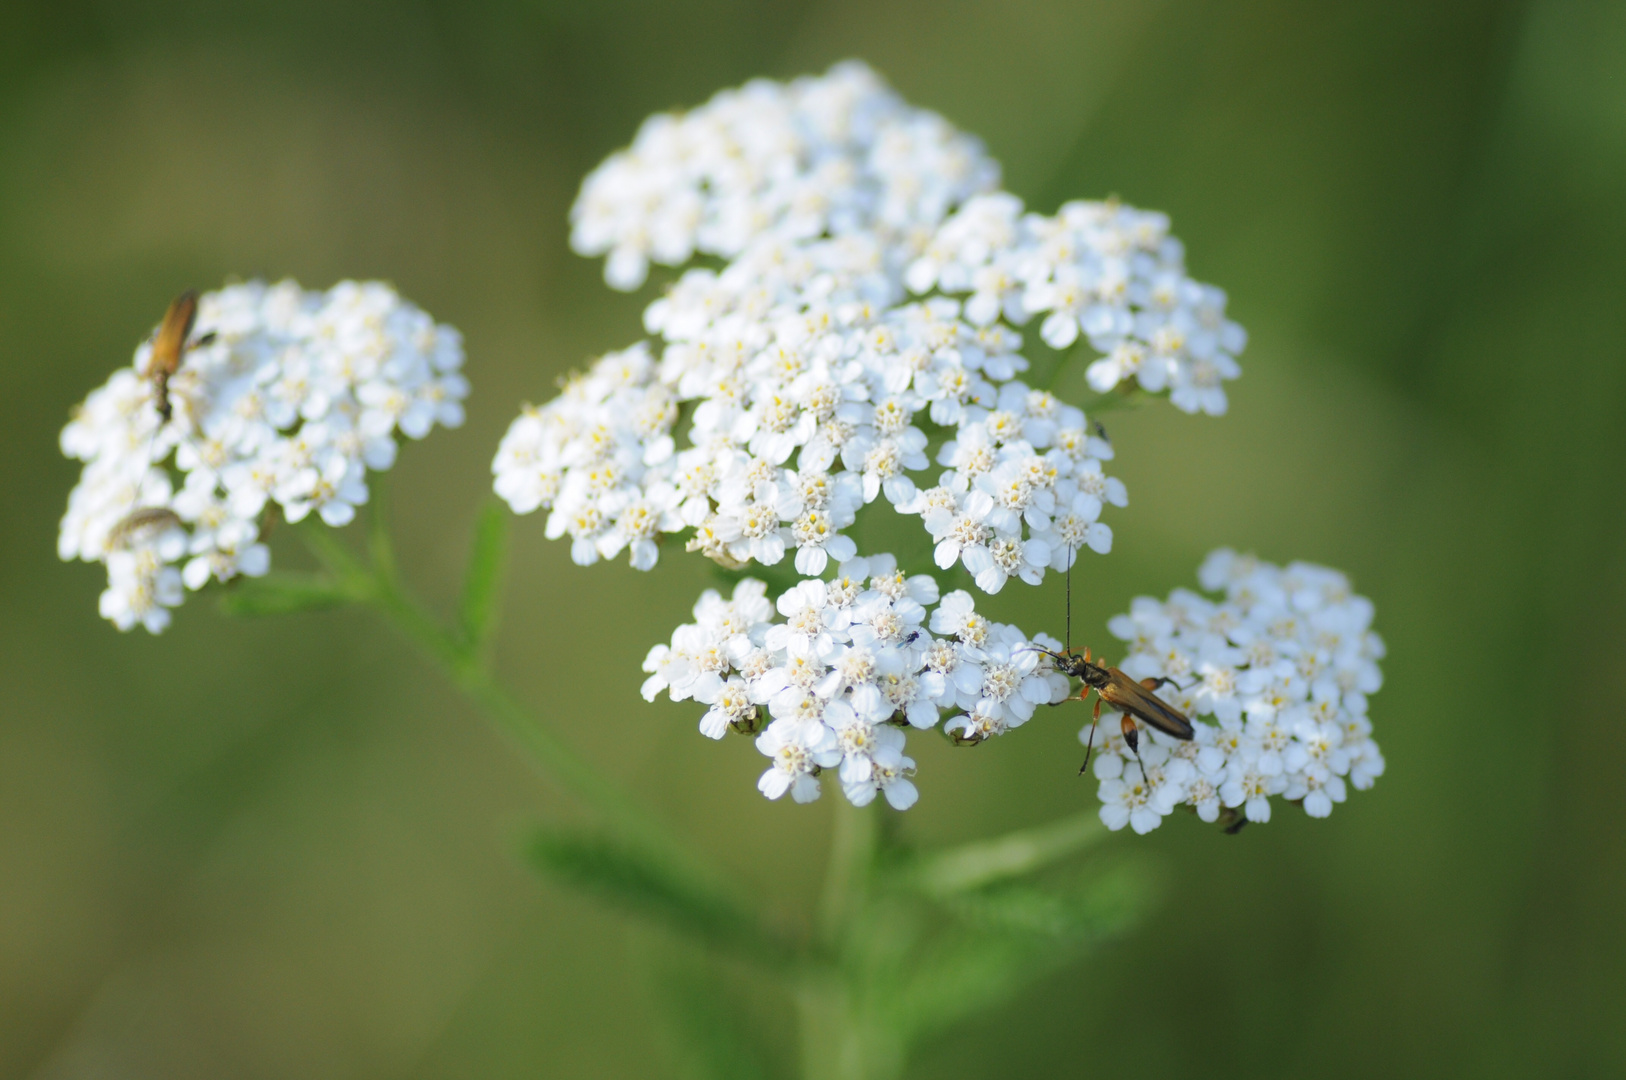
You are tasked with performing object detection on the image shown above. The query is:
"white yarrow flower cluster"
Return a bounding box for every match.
[496,63,1212,595]
[60,280,467,632]
[1088,551,1386,834]
[640,555,1070,809]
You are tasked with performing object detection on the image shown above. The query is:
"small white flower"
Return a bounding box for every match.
[277,449,369,527]
[961,626,1049,728]
[182,541,270,591]
[919,636,984,710]
[698,677,758,740]
[1219,763,1280,823]
[843,739,919,809]
[790,509,858,576]
[756,717,841,803]
[99,548,184,633]
[1098,774,1172,835]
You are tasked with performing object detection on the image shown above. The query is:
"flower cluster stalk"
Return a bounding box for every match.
[297,498,700,875]
[800,800,899,1080]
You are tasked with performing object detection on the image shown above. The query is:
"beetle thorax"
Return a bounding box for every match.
[1080,663,1111,688]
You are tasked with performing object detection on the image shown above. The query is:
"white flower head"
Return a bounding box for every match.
[1091,551,1384,832]
[654,564,1070,809]
[61,280,465,632]
[503,62,1238,599]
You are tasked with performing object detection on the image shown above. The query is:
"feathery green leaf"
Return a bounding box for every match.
[218,572,363,616]
[904,811,1107,897]
[523,827,795,968]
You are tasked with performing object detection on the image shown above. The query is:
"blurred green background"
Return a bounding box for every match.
[4,0,1624,1075]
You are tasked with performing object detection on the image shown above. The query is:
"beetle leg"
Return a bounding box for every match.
[1078,690,1102,776]
[1120,713,1155,791]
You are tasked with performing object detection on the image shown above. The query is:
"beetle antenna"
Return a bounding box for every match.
[1018,645,1068,663]
[1065,544,1073,654]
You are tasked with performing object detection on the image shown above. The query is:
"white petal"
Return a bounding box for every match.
[758,768,793,800]
[883,778,919,811]
[1099,802,1131,831]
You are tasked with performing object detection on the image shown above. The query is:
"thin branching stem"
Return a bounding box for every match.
[297,511,703,879]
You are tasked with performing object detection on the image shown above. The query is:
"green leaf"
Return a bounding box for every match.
[880,859,1156,1045]
[888,934,1046,1038]
[522,827,793,967]
[940,862,1148,939]
[458,501,509,652]
[218,572,363,616]
[652,950,775,1080]
[939,884,1086,938]
[903,811,1107,897]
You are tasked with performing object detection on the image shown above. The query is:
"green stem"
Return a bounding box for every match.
[817,799,877,950]
[1082,386,1148,416]
[1040,342,1083,392]
[797,799,891,1080]
[298,519,696,874]
[795,977,868,1080]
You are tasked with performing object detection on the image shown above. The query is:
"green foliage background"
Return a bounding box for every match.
[3,0,1624,1075]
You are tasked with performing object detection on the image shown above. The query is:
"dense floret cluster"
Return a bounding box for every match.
[59,280,466,632]
[569,61,999,292]
[641,556,1070,808]
[907,192,1245,415]
[496,62,1238,594]
[1086,551,1386,832]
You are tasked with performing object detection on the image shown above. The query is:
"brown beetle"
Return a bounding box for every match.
[104,507,184,551]
[117,291,216,521]
[1035,644,1194,780]
[146,290,199,423]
